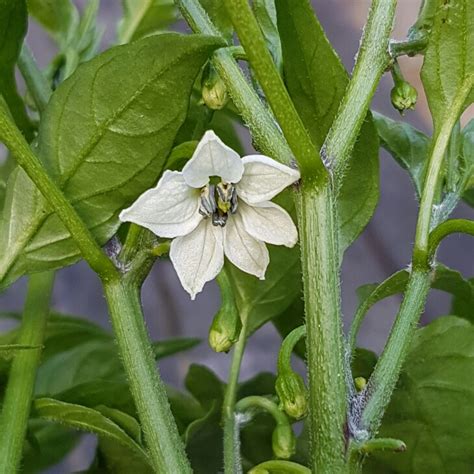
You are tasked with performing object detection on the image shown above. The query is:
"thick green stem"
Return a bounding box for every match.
[223,0,325,182]
[0,271,55,473]
[325,0,397,177]
[0,101,118,282]
[223,317,248,474]
[104,280,191,473]
[296,185,347,472]
[17,44,51,113]
[362,78,474,433]
[176,0,293,165]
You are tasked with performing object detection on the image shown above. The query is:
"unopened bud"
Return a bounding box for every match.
[275,372,307,419]
[209,271,241,352]
[391,81,418,113]
[354,376,367,392]
[272,423,296,459]
[201,63,228,110]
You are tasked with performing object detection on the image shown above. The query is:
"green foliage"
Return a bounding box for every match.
[199,0,233,41]
[276,0,379,254]
[365,316,474,473]
[421,0,474,130]
[0,34,222,287]
[118,0,178,44]
[0,0,33,138]
[33,398,153,470]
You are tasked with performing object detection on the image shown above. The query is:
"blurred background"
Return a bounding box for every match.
[0,0,472,471]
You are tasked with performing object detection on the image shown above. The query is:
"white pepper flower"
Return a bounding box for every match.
[120,130,300,299]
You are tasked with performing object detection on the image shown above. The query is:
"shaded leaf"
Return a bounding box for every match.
[118,0,178,44]
[200,0,233,40]
[185,364,224,410]
[0,0,33,138]
[276,0,379,254]
[365,316,474,473]
[421,0,474,129]
[374,112,430,199]
[0,33,222,287]
[33,398,152,467]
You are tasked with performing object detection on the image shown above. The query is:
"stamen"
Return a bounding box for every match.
[199,181,238,226]
[199,184,217,217]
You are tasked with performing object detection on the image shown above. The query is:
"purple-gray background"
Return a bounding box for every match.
[0,1,472,471]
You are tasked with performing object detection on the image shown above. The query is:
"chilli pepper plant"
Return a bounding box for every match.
[0,0,473,473]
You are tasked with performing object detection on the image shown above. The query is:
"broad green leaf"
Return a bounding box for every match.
[365,316,474,473]
[27,0,78,44]
[0,0,33,138]
[276,0,380,254]
[185,364,224,410]
[421,0,474,129]
[452,277,474,319]
[374,112,430,199]
[33,398,152,467]
[273,297,306,358]
[118,0,178,44]
[95,405,142,444]
[351,348,377,381]
[0,34,222,288]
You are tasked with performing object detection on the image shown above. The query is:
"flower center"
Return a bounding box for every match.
[199,181,238,227]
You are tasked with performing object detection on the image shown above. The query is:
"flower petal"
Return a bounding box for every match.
[119,170,201,238]
[182,130,244,188]
[170,219,224,299]
[224,213,269,279]
[238,155,300,204]
[239,201,298,247]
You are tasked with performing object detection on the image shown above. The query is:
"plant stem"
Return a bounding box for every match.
[296,185,347,472]
[428,218,474,260]
[17,44,51,113]
[176,0,293,165]
[0,271,55,473]
[222,316,248,474]
[249,460,311,474]
[235,396,287,425]
[324,0,397,177]
[0,100,118,282]
[277,325,306,374]
[223,0,325,182]
[104,279,191,473]
[362,77,474,433]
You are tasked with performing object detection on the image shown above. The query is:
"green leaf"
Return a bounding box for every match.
[421,0,474,130]
[22,419,79,474]
[276,0,379,254]
[374,112,430,199]
[273,297,306,358]
[252,0,282,74]
[351,348,377,381]
[0,33,223,288]
[118,0,178,44]
[365,316,474,473]
[0,0,34,138]
[33,398,152,467]
[199,0,233,40]
[27,0,78,44]
[461,118,474,206]
[185,364,224,410]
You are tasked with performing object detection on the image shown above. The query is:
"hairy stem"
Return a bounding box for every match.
[362,77,474,432]
[223,0,325,182]
[324,0,397,177]
[104,279,191,473]
[0,100,118,282]
[222,317,248,474]
[0,271,55,473]
[428,218,474,260]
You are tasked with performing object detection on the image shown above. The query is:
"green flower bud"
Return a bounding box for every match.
[272,423,296,459]
[201,63,228,110]
[391,81,418,113]
[209,271,241,352]
[354,376,367,392]
[275,372,307,419]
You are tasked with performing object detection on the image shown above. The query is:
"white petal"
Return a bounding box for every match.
[238,155,300,204]
[170,219,224,299]
[239,201,298,247]
[182,130,244,188]
[119,170,201,238]
[224,213,269,279]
